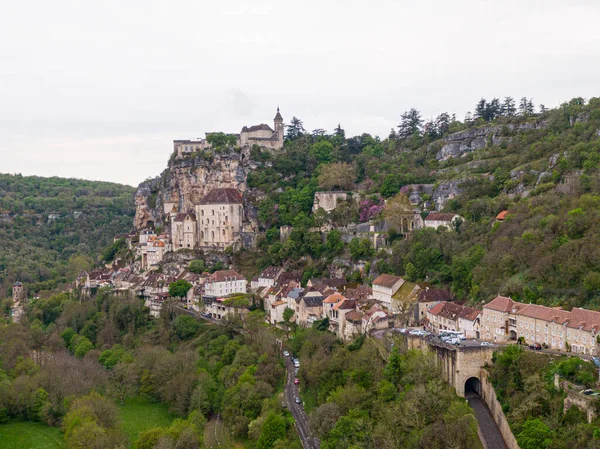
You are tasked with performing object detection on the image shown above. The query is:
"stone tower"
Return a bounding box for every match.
[274,107,284,143]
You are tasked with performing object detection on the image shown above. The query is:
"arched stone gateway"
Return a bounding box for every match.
[509,330,517,340]
[465,377,482,396]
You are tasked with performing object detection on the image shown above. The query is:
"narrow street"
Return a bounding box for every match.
[466,392,508,449]
[284,356,320,449]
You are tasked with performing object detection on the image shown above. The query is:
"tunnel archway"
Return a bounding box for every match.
[465,377,482,397]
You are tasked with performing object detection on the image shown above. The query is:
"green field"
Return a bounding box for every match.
[119,397,176,446]
[0,398,174,449]
[0,420,65,449]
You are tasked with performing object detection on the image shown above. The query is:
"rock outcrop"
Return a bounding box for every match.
[432,180,463,211]
[133,151,249,230]
[435,120,547,161]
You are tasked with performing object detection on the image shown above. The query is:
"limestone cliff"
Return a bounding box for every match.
[433,120,547,161]
[133,151,249,230]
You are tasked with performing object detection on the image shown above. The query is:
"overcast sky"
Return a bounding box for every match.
[1,0,600,186]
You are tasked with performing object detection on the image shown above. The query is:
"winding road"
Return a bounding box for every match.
[284,356,320,449]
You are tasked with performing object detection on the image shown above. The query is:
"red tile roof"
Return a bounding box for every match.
[199,188,243,205]
[345,310,363,323]
[425,213,458,222]
[483,296,515,312]
[373,274,404,289]
[568,308,600,332]
[428,301,480,322]
[324,292,346,304]
[496,211,509,220]
[207,269,246,283]
[334,299,357,311]
[514,303,570,324]
[417,288,454,303]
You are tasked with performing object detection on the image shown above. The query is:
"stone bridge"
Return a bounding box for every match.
[399,335,495,397]
[387,333,520,449]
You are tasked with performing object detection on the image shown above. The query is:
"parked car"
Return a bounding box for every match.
[592,357,600,368]
[295,397,302,404]
[480,342,493,346]
[294,378,300,385]
[283,350,289,357]
[398,328,408,333]
[528,343,542,350]
[582,389,595,395]
[294,361,300,368]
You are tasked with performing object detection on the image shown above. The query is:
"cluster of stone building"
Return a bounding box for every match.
[115,186,250,271]
[425,295,600,355]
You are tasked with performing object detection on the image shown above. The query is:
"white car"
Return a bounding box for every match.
[283,350,289,357]
[409,330,422,335]
[481,342,493,346]
[294,360,300,368]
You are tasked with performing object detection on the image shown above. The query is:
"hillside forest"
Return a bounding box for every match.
[0,174,135,298]
[240,96,600,309]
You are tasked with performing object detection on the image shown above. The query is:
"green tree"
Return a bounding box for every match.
[256,412,287,449]
[172,315,201,340]
[169,280,193,298]
[325,230,344,256]
[60,327,76,347]
[383,347,402,385]
[188,260,205,274]
[74,336,93,359]
[310,141,334,164]
[286,117,305,140]
[518,418,552,449]
[397,108,423,140]
[318,163,355,191]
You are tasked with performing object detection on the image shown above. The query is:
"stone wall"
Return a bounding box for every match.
[479,373,521,449]
[312,191,355,213]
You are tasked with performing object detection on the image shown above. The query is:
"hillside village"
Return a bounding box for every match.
[11,98,600,358]
[30,103,594,357]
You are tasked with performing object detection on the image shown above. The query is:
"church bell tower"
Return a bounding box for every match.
[274,107,284,144]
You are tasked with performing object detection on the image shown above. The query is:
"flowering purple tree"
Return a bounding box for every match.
[359,198,384,222]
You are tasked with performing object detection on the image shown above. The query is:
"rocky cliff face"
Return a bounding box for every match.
[434,120,547,161]
[133,152,248,230]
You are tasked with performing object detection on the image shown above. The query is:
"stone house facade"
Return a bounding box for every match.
[423,213,462,230]
[481,296,600,355]
[371,274,405,309]
[195,188,244,249]
[204,270,246,298]
[171,212,197,250]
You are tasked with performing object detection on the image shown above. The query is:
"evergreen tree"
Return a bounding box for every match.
[286,117,305,140]
[397,108,423,140]
[474,99,487,120]
[334,123,345,140]
[501,96,516,116]
[519,97,535,116]
[485,98,501,121]
[435,112,450,135]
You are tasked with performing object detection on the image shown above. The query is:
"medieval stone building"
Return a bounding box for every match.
[170,188,244,251]
[237,108,284,150]
[195,188,244,248]
[173,108,284,158]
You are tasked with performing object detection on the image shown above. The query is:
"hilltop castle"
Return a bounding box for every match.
[174,107,284,157]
